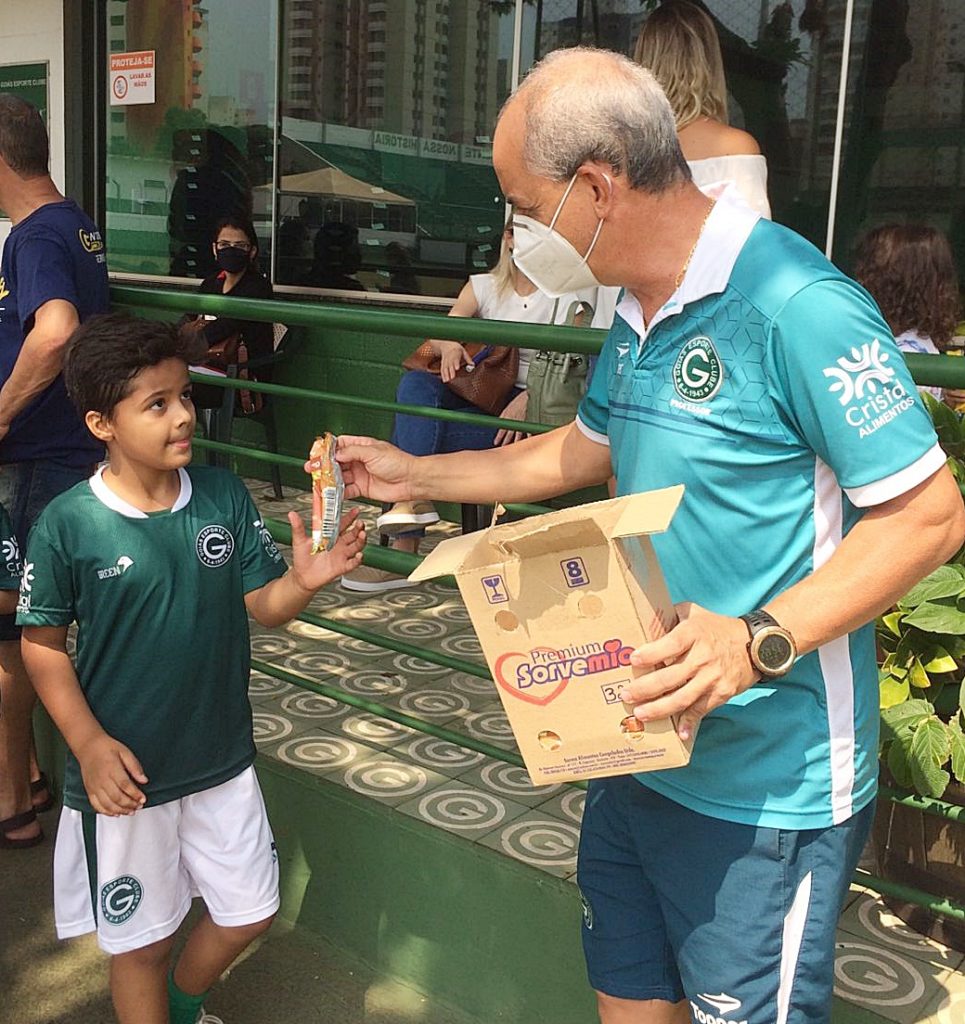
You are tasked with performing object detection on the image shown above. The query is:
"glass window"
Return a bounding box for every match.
[522,0,846,253]
[104,0,277,278]
[274,0,516,297]
[831,1,965,287]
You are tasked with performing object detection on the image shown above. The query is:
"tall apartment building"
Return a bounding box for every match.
[282,0,499,143]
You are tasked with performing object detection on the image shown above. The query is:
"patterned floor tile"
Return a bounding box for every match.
[325,750,451,807]
[337,711,421,749]
[252,707,300,749]
[270,729,382,777]
[380,685,475,725]
[250,630,302,659]
[461,708,518,751]
[457,761,565,807]
[839,895,965,971]
[247,672,298,705]
[535,787,586,825]
[388,735,489,777]
[395,782,530,839]
[477,810,581,878]
[277,688,353,727]
[834,930,956,1023]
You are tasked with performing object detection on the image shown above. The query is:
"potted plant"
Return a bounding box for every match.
[873,394,965,948]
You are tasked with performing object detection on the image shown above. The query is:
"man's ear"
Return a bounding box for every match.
[85,410,113,443]
[579,164,617,217]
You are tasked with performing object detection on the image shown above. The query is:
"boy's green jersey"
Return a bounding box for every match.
[18,465,286,812]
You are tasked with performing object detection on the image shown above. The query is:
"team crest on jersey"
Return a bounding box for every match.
[100,875,143,925]
[672,336,723,402]
[196,525,235,567]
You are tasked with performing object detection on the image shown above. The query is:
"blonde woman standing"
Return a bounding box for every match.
[635,0,771,217]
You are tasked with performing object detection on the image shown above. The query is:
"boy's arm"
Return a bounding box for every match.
[244,508,365,628]
[22,625,148,816]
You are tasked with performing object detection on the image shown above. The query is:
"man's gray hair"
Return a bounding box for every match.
[511,47,690,192]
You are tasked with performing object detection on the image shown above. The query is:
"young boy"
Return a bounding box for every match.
[18,313,365,1024]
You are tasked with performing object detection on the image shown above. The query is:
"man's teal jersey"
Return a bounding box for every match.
[18,465,286,813]
[0,502,22,590]
[577,192,943,830]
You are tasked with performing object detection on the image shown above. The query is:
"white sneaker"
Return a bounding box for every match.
[341,565,413,593]
[376,501,439,535]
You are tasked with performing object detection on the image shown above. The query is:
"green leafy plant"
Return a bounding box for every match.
[877,394,965,798]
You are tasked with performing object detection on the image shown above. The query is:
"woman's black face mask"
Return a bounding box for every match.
[215,247,250,274]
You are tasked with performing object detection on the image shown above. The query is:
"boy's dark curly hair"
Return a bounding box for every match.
[854,224,961,351]
[64,313,209,417]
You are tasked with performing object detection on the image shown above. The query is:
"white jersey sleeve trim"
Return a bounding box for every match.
[845,443,946,508]
[575,415,609,447]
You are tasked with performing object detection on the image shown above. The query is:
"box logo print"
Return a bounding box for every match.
[481,574,508,604]
[494,638,633,706]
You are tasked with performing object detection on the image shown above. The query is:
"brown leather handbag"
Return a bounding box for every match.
[402,342,520,417]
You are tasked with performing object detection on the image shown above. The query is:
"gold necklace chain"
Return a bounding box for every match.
[674,198,716,291]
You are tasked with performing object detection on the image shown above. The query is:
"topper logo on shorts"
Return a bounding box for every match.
[823,339,913,437]
[494,638,633,706]
[672,336,723,403]
[196,525,235,567]
[691,992,746,1024]
[100,875,143,925]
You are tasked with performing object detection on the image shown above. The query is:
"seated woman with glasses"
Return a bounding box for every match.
[182,215,275,408]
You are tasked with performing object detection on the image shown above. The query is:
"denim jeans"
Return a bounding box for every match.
[391,370,521,456]
[0,459,93,640]
[389,371,521,538]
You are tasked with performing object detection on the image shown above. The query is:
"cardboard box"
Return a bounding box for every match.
[409,486,694,784]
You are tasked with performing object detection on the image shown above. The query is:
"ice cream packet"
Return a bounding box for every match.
[307,433,344,553]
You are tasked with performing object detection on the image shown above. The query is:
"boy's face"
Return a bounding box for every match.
[87,358,195,472]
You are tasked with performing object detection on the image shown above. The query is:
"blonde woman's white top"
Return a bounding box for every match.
[688,153,771,219]
[469,273,590,387]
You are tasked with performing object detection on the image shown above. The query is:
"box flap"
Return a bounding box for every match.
[407,529,496,582]
[493,518,608,559]
[610,485,684,540]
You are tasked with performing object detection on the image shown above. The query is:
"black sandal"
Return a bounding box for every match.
[31,772,55,813]
[0,808,44,849]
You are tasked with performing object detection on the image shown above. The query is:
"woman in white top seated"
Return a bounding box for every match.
[342,222,601,592]
[634,0,771,218]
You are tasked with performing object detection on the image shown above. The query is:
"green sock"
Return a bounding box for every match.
[167,970,206,1024]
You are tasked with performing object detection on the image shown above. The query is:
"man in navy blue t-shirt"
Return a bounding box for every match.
[0,94,108,847]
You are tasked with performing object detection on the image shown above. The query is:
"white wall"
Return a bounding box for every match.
[0,0,65,249]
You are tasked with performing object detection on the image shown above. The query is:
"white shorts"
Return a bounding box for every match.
[53,766,279,954]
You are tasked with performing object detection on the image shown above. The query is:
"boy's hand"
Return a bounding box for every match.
[76,733,148,816]
[289,506,365,592]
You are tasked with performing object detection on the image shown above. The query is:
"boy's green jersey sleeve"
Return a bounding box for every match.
[232,479,287,593]
[17,518,75,626]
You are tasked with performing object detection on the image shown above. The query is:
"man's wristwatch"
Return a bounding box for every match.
[739,610,797,678]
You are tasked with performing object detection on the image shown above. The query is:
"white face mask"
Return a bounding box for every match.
[510,173,606,297]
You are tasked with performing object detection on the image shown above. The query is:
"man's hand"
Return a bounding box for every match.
[336,436,417,503]
[622,603,758,742]
[76,732,148,816]
[289,507,365,592]
[493,391,529,446]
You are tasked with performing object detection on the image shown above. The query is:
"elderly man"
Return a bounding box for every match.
[0,95,108,847]
[338,49,964,1024]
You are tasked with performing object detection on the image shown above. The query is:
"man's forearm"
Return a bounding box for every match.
[768,469,965,655]
[411,422,613,505]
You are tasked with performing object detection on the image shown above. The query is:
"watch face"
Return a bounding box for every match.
[757,631,793,671]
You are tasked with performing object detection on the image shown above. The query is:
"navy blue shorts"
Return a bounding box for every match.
[0,459,91,641]
[577,775,874,1024]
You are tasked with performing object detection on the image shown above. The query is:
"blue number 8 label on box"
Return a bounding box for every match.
[482,574,509,604]
[561,556,589,588]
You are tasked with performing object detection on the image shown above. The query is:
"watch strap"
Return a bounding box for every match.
[740,609,779,637]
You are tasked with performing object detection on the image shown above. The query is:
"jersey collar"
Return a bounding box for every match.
[88,466,193,518]
[616,183,761,346]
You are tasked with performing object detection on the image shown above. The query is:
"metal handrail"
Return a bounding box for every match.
[112,283,965,387]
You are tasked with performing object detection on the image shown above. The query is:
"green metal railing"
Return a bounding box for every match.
[111,284,965,924]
